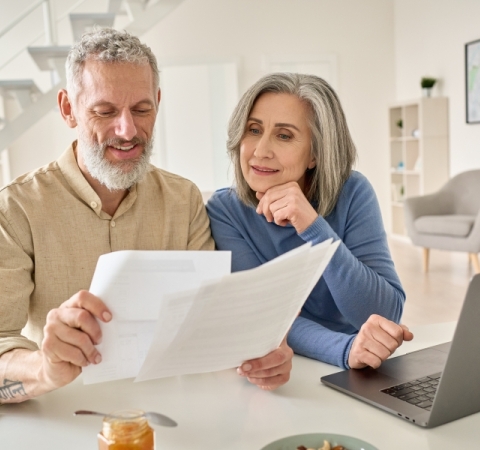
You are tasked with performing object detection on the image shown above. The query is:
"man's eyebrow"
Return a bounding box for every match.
[247,117,300,132]
[89,99,156,109]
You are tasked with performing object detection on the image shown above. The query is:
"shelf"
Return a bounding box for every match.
[388,97,449,236]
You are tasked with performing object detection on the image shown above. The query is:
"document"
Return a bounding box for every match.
[83,240,339,385]
[82,250,231,384]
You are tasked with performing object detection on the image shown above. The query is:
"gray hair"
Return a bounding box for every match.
[66,27,159,102]
[227,73,357,217]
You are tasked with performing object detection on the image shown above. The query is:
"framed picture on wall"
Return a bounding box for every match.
[466,38,480,123]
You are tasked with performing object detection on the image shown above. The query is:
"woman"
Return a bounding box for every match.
[207,73,412,375]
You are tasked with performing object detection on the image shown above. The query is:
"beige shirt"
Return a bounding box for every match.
[0,143,214,355]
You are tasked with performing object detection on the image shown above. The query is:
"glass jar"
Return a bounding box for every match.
[98,409,155,450]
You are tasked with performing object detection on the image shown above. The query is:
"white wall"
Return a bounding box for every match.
[394,0,480,176]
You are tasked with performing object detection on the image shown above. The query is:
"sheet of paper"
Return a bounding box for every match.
[82,250,231,384]
[135,239,340,381]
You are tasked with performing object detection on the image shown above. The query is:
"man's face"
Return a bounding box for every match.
[72,60,159,190]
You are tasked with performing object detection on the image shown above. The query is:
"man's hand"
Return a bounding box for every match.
[39,290,112,390]
[348,314,414,369]
[256,182,318,234]
[237,338,293,390]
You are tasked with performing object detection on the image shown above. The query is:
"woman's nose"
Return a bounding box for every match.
[253,135,273,158]
[114,111,137,141]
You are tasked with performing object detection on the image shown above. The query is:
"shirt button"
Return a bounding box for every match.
[111,221,116,228]
[90,201,98,208]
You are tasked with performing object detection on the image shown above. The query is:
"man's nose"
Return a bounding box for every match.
[114,110,137,141]
[253,135,273,158]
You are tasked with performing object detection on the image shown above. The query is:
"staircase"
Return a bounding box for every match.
[0,0,185,186]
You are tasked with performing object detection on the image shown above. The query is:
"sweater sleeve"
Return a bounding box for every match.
[291,176,405,368]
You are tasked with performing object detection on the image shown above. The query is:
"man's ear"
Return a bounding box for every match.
[156,88,161,107]
[58,89,77,128]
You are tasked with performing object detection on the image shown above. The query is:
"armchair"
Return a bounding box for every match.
[404,169,480,273]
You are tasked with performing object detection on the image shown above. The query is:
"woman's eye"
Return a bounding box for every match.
[249,127,261,135]
[278,133,291,140]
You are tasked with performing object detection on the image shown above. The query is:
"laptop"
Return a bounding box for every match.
[321,273,480,428]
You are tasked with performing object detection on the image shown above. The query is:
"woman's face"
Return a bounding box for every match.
[240,92,316,195]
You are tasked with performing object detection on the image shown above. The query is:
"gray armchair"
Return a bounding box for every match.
[404,169,480,273]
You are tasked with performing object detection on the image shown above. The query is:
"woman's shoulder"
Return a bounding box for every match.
[207,187,249,215]
[341,170,376,198]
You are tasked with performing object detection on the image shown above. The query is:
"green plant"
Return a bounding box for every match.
[396,119,403,129]
[421,77,437,88]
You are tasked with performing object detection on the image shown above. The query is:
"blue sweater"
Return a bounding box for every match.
[206,171,406,369]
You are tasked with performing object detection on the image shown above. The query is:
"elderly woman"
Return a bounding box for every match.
[207,73,413,381]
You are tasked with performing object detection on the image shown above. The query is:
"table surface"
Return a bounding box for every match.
[1,321,477,450]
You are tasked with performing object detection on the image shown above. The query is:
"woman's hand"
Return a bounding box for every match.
[348,314,414,369]
[237,338,293,390]
[256,182,318,234]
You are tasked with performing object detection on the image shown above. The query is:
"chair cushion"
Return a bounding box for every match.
[414,215,476,237]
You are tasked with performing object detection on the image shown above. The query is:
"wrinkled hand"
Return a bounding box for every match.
[348,314,414,369]
[237,338,293,390]
[256,182,318,234]
[40,290,111,390]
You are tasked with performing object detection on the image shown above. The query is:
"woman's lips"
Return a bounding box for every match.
[251,165,279,176]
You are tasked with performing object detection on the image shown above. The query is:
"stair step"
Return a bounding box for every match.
[0,80,41,113]
[0,79,40,94]
[27,46,71,76]
[69,13,116,41]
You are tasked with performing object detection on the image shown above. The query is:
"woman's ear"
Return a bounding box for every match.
[58,89,77,128]
[307,158,316,170]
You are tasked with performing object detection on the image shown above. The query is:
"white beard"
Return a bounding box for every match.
[78,131,154,191]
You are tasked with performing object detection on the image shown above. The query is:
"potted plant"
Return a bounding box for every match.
[421,77,437,97]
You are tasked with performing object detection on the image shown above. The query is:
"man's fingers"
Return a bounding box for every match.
[46,306,103,347]
[62,290,112,323]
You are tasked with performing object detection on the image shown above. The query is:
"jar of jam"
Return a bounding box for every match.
[98,409,155,450]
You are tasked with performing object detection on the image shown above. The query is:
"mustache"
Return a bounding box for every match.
[102,136,147,148]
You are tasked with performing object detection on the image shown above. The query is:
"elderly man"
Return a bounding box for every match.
[0,28,292,403]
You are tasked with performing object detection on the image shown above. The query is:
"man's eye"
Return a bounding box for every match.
[96,111,113,117]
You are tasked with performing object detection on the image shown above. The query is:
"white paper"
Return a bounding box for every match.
[135,239,339,381]
[82,250,231,384]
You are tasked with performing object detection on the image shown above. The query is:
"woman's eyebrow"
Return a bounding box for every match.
[247,117,300,131]
[275,122,300,131]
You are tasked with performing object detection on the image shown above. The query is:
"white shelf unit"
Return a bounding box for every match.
[388,97,450,236]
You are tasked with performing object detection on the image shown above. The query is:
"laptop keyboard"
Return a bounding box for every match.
[381,372,442,411]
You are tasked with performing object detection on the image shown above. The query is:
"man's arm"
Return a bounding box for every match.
[0,291,111,403]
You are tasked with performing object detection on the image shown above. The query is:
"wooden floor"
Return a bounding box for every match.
[388,237,475,326]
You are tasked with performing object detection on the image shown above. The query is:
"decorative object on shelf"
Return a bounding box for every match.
[465,38,480,124]
[421,77,437,97]
[412,128,420,138]
[396,161,404,171]
[396,119,403,129]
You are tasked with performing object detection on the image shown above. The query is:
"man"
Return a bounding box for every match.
[0,28,292,403]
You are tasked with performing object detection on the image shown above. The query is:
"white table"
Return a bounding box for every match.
[1,322,477,449]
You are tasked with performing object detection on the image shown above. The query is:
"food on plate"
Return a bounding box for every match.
[297,441,347,450]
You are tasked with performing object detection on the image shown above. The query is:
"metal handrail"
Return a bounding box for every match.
[0,0,87,71]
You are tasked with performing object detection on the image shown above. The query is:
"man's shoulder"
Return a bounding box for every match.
[0,160,61,200]
[143,165,203,202]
